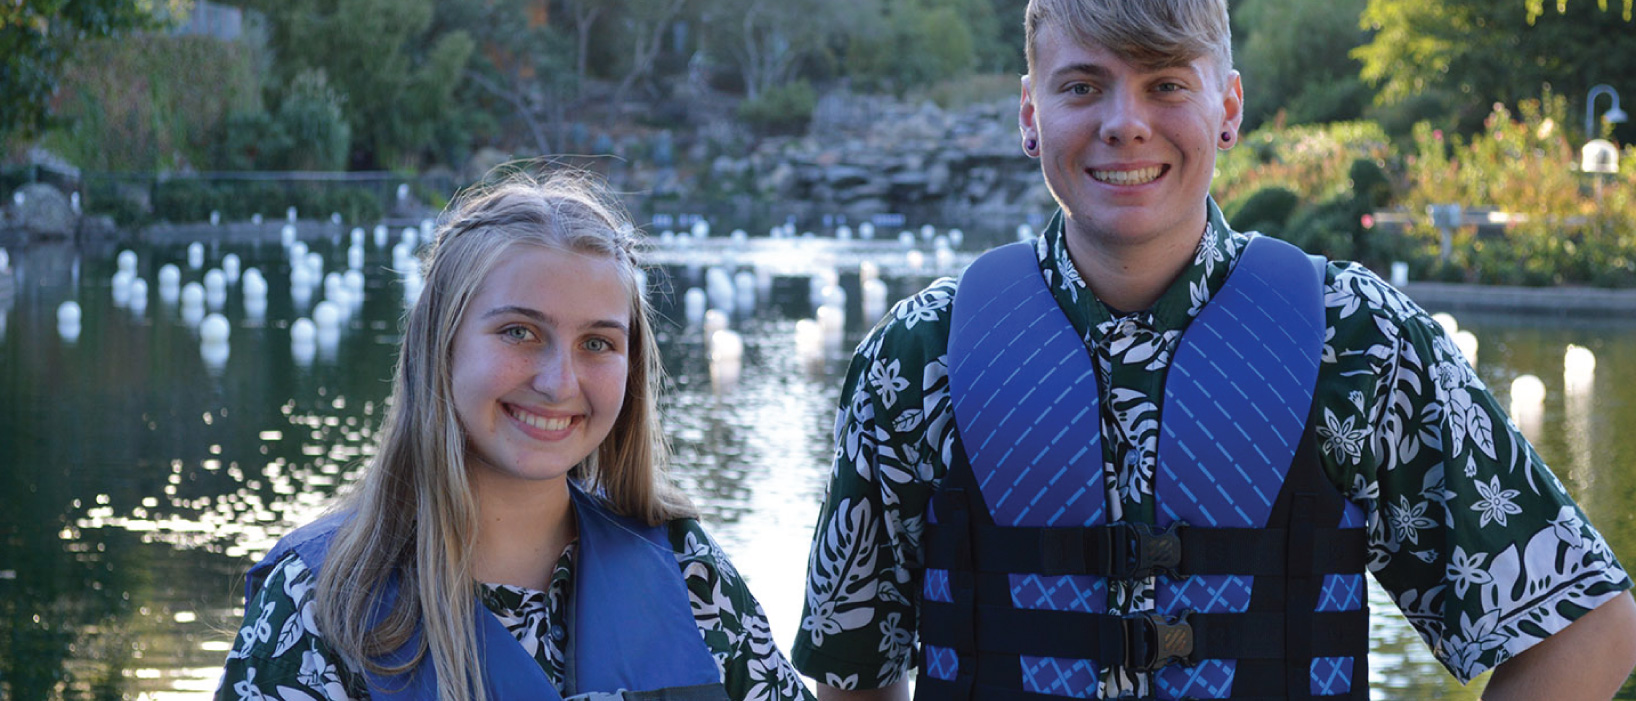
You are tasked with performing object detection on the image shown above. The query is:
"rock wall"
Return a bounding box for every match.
[706,92,1054,221]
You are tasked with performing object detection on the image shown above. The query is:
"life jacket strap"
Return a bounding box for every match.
[919,601,1366,664]
[922,521,1366,578]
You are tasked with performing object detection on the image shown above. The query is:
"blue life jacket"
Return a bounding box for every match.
[917,236,1368,700]
[245,481,729,701]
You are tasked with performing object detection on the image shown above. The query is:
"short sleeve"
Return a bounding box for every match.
[670,520,814,701]
[1320,264,1632,683]
[216,552,365,700]
[790,280,959,690]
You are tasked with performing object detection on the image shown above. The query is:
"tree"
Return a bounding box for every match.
[248,0,474,169]
[439,0,578,156]
[1235,0,1372,130]
[0,0,162,147]
[1354,0,1636,138]
[703,0,865,100]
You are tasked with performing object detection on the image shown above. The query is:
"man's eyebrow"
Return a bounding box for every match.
[479,305,629,334]
[1050,62,1110,82]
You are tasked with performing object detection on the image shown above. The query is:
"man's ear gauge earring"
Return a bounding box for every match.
[1221,131,1232,143]
[1026,138,1038,151]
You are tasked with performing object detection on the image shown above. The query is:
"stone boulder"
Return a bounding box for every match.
[14,183,76,238]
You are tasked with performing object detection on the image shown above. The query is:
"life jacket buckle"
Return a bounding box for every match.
[1124,610,1197,672]
[1106,521,1186,580]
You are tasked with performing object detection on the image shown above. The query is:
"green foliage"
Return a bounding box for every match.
[273,70,352,171]
[1395,93,1636,286]
[39,35,260,171]
[1216,120,1394,207]
[1225,186,1300,235]
[845,0,980,94]
[1355,0,1636,140]
[737,80,819,135]
[249,0,473,168]
[1235,0,1372,130]
[0,0,159,145]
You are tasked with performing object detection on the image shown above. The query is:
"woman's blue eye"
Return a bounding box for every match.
[584,338,612,352]
[502,326,532,341]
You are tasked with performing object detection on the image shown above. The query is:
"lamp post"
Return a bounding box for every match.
[1585,84,1628,138]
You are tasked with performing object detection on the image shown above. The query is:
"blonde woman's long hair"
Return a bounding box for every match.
[313,169,695,701]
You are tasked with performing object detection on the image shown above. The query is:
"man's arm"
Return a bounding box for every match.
[815,680,910,701]
[1482,592,1636,700]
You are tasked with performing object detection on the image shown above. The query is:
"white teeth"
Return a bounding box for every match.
[511,407,571,431]
[1091,166,1163,185]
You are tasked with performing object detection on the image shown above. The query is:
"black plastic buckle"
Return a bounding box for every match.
[1123,611,1196,672]
[1104,521,1186,580]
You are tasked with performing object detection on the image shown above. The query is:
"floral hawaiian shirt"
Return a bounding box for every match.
[218,519,812,701]
[791,202,1631,698]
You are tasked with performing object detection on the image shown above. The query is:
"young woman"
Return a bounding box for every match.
[217,172,811,701]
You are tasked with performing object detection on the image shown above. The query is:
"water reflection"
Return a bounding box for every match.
[1,231,1633,698]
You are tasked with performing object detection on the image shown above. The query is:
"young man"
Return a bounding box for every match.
[790,1,1636,699]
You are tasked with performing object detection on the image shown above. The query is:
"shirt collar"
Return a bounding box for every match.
[1035,198,1247,342]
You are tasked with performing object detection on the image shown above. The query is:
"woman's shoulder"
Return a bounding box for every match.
[221,550,364,699]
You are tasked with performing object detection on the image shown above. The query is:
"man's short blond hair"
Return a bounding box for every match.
[1025,0,1233,80]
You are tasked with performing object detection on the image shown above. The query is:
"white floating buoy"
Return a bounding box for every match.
[290,263,313,291]
[1565,345,1596,397]
[187,242,205,270]
[252,213,264,225]
[181,281,205,309]
[243,268,266,297]
[344,270,365,302]
[291,317,316,345]
[58,301,82,326]
[210,210,221,226]
[330,212,342,225]
[898,231,916,247]
[920,224,936,241]
[859,222,876,240]
[201,339,230,372]
[817,304,845,353]
[245,294,266,322]
[1431,312,1459,337]
[0,247,9,271]
[1017,223,1034,242]
[112,270,134,307]
[117,250,138,275]
[374,224,389,248]
[731,229,748,243]
[200,313,231,344]
[709,329,744,392]
[222,253,241,283]
[703,309,729,345]
[1510,374,1546,439]
[290,240,308,262]
[706,268,734,312]
[402,227,419,249]
[947,228,964,248]
[907,249,926,270]
[684,288,707,326]
[836,225,853,240]
[734,271,757,312]
[795,318,822,363]
[1453,330,1478,366]
[128,278,148,315]
[204,269,227,310]
[863,278,889,323]
[57,301,81,343]
[287,206,298,223]
[350,227,365,247]
[1390,262,1409,287]
[397,183,410,201]
[313,301,341,331]
[691,220,711,238]
[281,224,296,247]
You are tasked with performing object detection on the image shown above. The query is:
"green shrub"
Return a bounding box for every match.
[737,80,818,135]
[275,70,351,171]
[1226,186,1300,235]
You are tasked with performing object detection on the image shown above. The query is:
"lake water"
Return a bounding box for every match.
[1,225,1632,699]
